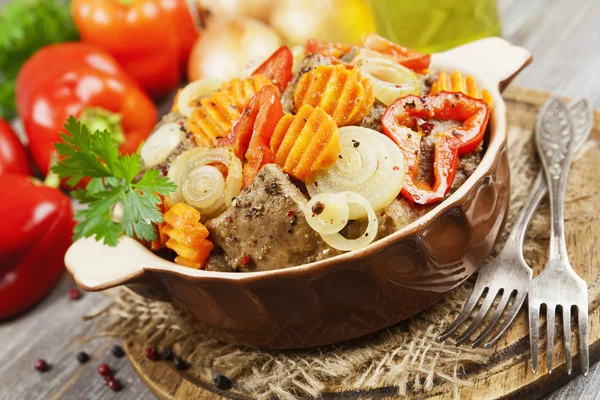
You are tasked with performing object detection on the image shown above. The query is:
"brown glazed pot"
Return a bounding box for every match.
[66,38,532,349]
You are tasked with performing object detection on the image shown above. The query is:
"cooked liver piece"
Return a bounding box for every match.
[205,253,234,272]
[359,100,386,132]
[206,164,335,272]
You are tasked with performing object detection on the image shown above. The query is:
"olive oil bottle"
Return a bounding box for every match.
[367,0,502,52]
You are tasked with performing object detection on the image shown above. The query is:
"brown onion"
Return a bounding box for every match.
[187,16,282,82]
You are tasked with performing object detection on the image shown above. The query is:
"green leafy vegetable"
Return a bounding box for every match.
[0,0,78,119]
[52,117,177,246]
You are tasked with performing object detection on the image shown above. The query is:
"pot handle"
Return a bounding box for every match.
[65,236,174,293]
[431,37,532,90]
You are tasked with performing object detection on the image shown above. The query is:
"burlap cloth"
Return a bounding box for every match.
[86,93,598,399]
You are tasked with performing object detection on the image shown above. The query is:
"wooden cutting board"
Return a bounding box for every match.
[123,86,600,400]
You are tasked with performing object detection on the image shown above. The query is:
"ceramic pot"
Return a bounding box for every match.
[66,37,532,349]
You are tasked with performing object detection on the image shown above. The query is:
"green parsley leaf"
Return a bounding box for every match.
[52,117,177,246]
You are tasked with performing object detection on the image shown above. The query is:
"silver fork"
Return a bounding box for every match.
[439,98,593,349]
[529,97,592,376]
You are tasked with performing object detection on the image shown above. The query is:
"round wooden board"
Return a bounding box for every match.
[124,86,600,400]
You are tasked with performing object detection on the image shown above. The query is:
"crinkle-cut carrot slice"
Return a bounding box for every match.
[187,76,275,148]
[430,71,493,107]
[271,105,340,182]
[293,65,374,126]
[150,196,169,252]
[219,74,273,110]
[187,91,240,146]
[269,113,293,161]
[162,203,213,269]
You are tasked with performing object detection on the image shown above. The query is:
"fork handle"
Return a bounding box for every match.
[535,98,576,264]
[504,172,546,250]
[503,99,592,254]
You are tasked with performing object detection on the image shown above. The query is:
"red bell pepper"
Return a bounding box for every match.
[220,85,283,186]
[360,33,431,72]
[0,174,74,320]
[253,46,294,93]
[16,43,157,177]
[382,92,490,204]
[305,38,354,59]
[0,119,30,176]
[71,0,199,98]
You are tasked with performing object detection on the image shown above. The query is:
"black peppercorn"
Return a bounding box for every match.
[76,352,90,364]
[174,357,189,370]
[160,347,174,361]
[213,374,232,390]
[111,345,125,358]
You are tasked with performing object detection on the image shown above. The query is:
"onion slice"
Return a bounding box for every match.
[177,78,223,118]
[291,45,306,73]
[303,191,378,251]
[305,193,349,235]
[353,51,421,106]
[167,147,242,219]
[140,123,187,167]
[307,126,405,219]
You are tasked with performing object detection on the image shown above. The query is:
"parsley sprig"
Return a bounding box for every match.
[52,117,177,246]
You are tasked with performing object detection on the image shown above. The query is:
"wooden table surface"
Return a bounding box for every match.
[1,0,600,399]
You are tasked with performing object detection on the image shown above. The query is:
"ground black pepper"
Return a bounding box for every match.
[213,374,233,390]
[174,357,190,370]
[111,346,125,358]
[311,201,325,215]
[76,352,90,364]
[160,347,174,361]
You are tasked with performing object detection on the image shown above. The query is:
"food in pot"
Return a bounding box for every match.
[206,164,335,272]
[54,33,492,273]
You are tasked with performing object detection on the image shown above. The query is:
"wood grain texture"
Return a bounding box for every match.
[1,0,600,399]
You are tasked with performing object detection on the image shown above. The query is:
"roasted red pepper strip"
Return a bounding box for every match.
[0,119,30,176]
[252,46,294,93]
[16,43,157,177]
[0,175,74,319]
[220,85,283,187]
[360,33,431,72]
[305,38,354,59]
[382,92,490,204]
[72,0,199,98]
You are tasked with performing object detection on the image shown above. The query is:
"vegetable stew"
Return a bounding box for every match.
[55,33,492,273]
